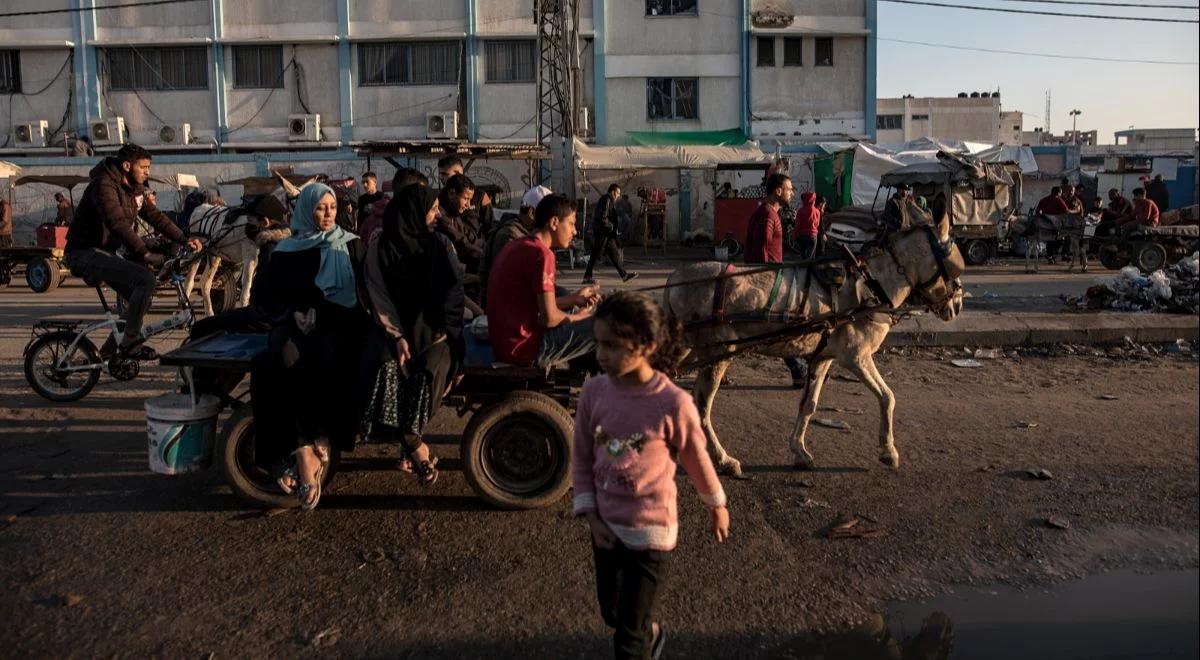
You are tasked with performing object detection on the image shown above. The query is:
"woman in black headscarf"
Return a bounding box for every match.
[361,184,465,485]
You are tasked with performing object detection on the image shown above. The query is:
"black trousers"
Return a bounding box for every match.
[592,542,669,660]
[585,234,628,279]
[66,248,156,338]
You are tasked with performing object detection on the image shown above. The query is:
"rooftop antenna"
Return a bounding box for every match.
[1045,90,1051,133]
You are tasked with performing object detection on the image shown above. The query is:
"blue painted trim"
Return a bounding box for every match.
[211,0,228,146]
[864,0,877,142]
[740,0,750,137]
[465,0,479,141]
[5,149,364,167]
[70,0,89,135]
[77,0,102,130]
[337,0,354,142]
[592,0,606,144]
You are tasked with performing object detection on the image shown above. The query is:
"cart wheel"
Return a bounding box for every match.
[26,257,61,293]
[1097,244,1129,270]
[962,239,991,266]
[1132,242,1167,274]
[461,391,573,510]
[217,406,340,510]
[209,265,240,314]
[23,331,102,402]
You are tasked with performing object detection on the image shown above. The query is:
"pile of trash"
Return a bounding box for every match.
[1078,252,1200,314]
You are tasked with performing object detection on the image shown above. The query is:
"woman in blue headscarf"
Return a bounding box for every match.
[250,183,368,510]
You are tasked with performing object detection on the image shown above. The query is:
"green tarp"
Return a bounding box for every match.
[627,128,750,147]
[812,149,854,212]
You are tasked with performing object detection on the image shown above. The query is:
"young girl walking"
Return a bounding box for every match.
[573,292,730,660]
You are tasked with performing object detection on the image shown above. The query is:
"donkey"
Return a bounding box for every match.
[1010,211,1088,274]
[182,173,312,315]
[663,214,965,475]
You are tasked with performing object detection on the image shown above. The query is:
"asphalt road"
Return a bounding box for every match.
[1,272,1197,659]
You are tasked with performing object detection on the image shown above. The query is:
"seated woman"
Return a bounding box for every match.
[361,184,465,486]
[250,183,366,510]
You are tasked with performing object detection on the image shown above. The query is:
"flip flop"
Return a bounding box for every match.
[651,623,666,660]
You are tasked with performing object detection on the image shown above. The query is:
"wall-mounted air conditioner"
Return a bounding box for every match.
[89,116,127,145]
[13,120,50,148]
[288,114,321,142]
[579,107,591,136]
[157,123,191,145]
[426,111,458,140]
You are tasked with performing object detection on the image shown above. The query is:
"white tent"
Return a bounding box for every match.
[0,161,22,179]
[572,138,770,170]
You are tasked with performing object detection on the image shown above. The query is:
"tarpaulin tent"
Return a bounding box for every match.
[812,149,854,212]
[0,161,22,179]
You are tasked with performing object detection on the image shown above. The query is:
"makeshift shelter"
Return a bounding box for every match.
[0,161,22,179]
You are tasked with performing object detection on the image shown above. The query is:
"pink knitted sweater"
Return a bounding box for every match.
[572,372,727,551]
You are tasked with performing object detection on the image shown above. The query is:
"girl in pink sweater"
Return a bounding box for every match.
[573,292,730,660]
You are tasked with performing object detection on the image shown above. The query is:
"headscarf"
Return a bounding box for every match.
[274,183,359,308]
[377,184,463,351]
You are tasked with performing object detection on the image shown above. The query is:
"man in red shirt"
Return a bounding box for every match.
[1119,188,1161,229]
[487,194,600,367]
[1035,186,1070,216]
[745,173,792,263]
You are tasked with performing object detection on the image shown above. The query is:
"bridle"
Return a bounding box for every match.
[878,224,963,313]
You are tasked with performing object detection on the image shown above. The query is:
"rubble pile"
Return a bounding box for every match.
[1081,252,1200,314]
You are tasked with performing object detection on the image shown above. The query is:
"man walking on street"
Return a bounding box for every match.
[583,184,637,284]
[65,144,202,360]
[745,173,807,387]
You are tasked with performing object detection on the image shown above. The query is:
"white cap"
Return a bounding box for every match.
[521,185,552,209]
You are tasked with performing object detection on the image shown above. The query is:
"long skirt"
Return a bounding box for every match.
[361,341,456,456]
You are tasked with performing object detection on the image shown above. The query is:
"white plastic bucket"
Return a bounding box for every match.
[145,393,221,475]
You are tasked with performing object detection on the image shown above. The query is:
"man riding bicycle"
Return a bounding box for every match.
[65,144,202,360]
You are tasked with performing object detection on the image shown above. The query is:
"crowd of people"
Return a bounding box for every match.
[60,146,727,659]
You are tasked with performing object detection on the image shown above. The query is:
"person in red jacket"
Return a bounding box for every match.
[1035,186,1070,216]
[1119,188,1161,229]
[788,191,821,260]
[744,173,792,264]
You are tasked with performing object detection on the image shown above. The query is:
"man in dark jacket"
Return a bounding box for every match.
[583,183,637,284]
[66,144,202,359]
[1146,174,1170,213]
[436,174,485,274]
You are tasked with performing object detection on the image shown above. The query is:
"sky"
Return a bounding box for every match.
[875,0,1200,144]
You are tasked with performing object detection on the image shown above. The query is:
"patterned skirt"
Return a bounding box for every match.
[361,360,433,448]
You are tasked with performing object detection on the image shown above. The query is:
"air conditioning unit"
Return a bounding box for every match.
[426,111,458,140]
[288,113,321,142]
[13,120,50,148]
[157,123,191,145]
[579,107,591,135]
[89,116,127,145]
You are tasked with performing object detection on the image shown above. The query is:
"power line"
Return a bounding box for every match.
[880,36,1200,64]
[880,0,1200,22]
[0,0,202,18]
[998,0,1198,8]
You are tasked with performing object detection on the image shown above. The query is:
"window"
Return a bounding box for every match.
[756,37,775,67]
[232,45,283,89]
[647,77,698,120]
[485,40,535,83]
[972,185,996,200]
[646,0,697,16]
[911,114,929,120]
[1012,125,1020,131]
[876,114,902,130]
[814,37,833,66]
[783,37,803,67]
[0,51,20,94]
[359,41,460,86]
[103,47,208,91]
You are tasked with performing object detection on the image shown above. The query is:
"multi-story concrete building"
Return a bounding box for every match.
[0,0,876,153]
[1112,128,1197,154]
[875,92,1021,145]
[1020,128,1098,147]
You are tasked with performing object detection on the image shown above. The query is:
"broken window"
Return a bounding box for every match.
[756,37,775,67]
[815,37,833,66]
[646,0,697,16]
[647,77,698,120]
[783,37,803,67]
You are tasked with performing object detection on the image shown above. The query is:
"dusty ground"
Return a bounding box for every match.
[0,284,1197,658]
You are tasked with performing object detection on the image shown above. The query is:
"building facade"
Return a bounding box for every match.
[1020,128,1098,147]
[875,92,1021,146]
[1112,128,1197,154]
[0,0,875,154]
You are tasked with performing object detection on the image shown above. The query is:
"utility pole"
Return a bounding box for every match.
[1044,90,1051,133]
[534,0,581,188]
[1069,109,1082,144]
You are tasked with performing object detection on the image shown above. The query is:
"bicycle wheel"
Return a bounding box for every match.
[23,331,102,402]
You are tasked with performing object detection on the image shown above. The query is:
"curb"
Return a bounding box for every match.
[885,312,1200,347]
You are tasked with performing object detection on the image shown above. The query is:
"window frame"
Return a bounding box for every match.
[646,76,699,121]
[231,44,284,90]
[102,46,209,92]
[911,113,930,121]
[358,40,462,87]
[783,37,803,67]
[484,39,536,84]
[0,50,20,94]
[755,37,775,68]
[814,37,834,67]
[645,0,698,17]
[876,114,903,131]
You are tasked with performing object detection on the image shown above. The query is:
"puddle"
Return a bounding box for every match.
[888,569,1199,660]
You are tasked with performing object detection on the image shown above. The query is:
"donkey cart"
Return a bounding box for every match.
[159,332,577,511]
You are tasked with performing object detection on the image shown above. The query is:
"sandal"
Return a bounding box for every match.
[295,444,329,511]
[413,457,439,487]
[651,623,666,660]
[273,462,298,495]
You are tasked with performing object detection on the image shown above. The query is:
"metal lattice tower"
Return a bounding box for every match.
[535,0,579,143]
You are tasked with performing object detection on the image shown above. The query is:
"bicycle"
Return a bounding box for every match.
[22,250,199,402]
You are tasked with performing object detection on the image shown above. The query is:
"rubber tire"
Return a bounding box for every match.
[23,331,101,402]
[217,406,340,510]
[1132,242,1168,274]
[963,239,991,266]
[26,257,61,294]
[1097,245,1129,270]
[461,391,573,510]
[209,265,240,314]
